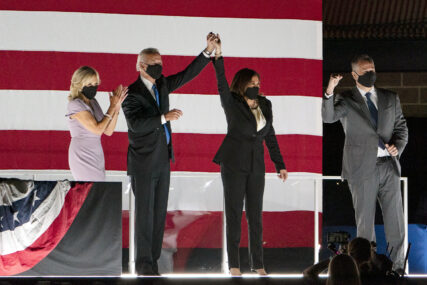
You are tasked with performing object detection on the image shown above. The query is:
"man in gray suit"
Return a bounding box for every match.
[322,55,408,271]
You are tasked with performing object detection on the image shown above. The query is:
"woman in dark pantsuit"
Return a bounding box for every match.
[211,35,288,275]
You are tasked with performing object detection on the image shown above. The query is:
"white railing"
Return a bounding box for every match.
[0,170,408,274]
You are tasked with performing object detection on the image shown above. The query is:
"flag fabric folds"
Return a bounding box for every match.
[0,180,122,276]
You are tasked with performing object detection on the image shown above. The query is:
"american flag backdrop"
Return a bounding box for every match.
[0,0,323,271]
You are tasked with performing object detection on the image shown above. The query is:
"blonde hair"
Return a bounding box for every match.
[68,66,100,101]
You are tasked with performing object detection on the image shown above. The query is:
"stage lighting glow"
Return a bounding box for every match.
[3,273,426,279]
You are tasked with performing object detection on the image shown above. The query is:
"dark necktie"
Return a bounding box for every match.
[365,92,385,150]
[152,85,171,144]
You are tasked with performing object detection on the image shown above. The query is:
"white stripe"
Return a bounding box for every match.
[125,172,322,212]
[0,181,70,255]
[0,181,35,206]
[0,90,322,136]
[0,11,322,60]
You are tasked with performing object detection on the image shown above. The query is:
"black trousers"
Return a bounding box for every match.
[221,165,265,270]
[131,164,170,270]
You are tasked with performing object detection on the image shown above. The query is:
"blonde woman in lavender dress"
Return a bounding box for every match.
[66,66,128,181]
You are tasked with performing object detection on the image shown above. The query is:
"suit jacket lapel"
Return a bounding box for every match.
[136,76,160,112]
[245,103,257,130]
[232,93,256,128]
[352,86,376,130]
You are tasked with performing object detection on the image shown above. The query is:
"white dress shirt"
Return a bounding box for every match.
[325,87,390,157]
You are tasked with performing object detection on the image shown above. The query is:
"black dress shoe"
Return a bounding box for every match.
[152,269,161,276]
[395,268,405,277]
[136,263,155,276]
[152,262,161,276]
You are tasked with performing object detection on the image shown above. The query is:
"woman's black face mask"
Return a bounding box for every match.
[245,86,259,100]
[81,85,98,100]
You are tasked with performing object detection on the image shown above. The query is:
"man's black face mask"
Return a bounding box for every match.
[145,64,163,80]
[356,70,376,88]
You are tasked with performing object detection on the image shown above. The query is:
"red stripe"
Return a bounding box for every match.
[122,210,322,249]
[0,0,322,21]
[0,131,322,173]
[0,51,322,97]
[0,182,92,276]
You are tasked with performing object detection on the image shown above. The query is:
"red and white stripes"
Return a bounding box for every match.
[0,1,323,237]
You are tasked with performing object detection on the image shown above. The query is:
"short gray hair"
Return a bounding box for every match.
[351,54,374,72]
[136,48,160,71]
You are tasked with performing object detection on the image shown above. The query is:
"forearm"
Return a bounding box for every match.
[265,130,286,172]
[392,95,409,155]
[266,139,286,172]
[73,106,115,136]
[104,111,119,136]
[94,117,112,135]
[322,97,337,123]
[122,95,163,133]
[126,114,162,134]
[213,57,232,106]
[166,52,211,92]
[322,95,346,123]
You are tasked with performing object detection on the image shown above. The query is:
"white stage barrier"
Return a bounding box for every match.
[0,170,408,274]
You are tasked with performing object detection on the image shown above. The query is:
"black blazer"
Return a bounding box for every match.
[212,57,286,174]
[123,53,211,174]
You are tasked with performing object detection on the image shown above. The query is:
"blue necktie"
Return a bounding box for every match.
[365,92,385,150]
[152,85,171,144]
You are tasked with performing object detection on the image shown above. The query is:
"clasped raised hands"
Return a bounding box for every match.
[206,32,222,55]
[206,32,217,54]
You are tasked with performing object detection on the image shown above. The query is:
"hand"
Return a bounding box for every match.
[278,169,288,182]
[385,144,399,157]
[113,84,128,112]
[110,85,128,112]
[165,109,183,121]
[206,32,217,54]
[326,73,343,95]
[109,89,121,108]
[213,33,222,56]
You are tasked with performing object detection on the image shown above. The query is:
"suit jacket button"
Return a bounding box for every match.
[252,134,256,138]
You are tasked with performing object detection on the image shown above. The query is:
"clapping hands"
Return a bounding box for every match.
[110,84,128,113]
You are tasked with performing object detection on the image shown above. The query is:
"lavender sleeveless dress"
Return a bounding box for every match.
[66,98,106,181]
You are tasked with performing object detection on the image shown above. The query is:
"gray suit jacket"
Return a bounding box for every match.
[322,86,408,181]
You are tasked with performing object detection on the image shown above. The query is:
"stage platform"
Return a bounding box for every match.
[1,275,426,285]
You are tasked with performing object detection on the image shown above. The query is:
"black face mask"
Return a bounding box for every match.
[245,87,259,100]
[81,85,98,100]
[145,64,163,80]
[357,71,376,88]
